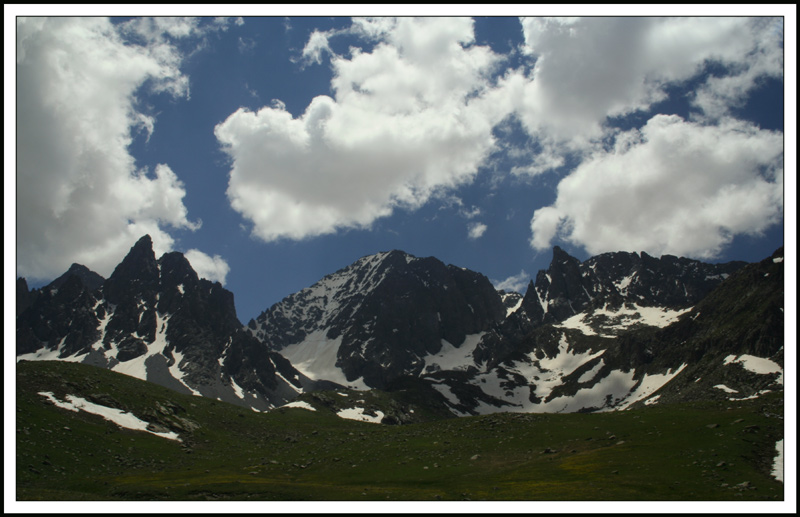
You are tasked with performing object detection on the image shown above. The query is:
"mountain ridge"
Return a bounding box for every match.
[16,235,326,411]
[17,236,784,422]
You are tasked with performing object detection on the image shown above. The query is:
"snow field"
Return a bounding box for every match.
[38,391,181,441]
[279,330,369,390]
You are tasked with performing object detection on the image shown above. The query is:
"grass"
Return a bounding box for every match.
[15,360,784,502]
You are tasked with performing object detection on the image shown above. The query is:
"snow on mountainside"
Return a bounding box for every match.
[17,236,783,423]
[247,244,780,419]
[424,247,783,416]
[249,249,506,390]
[16,235,321,411]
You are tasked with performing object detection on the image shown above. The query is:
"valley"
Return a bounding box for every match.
[15,238,786,503]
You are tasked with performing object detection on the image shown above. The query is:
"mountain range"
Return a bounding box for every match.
[17,235,784,421]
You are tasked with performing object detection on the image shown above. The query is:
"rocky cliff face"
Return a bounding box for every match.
[422,248,781,416]
[16,235,319,411]
[249,250,507,389]
[472,246,747,370]
[517,246,746,326]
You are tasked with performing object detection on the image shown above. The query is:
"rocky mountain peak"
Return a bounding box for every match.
[46,263,105,292]
[512,245,748,332]
[17,235,319,412]
[158,251,199,288]
[251,249,506,390]
[103,235,159,305]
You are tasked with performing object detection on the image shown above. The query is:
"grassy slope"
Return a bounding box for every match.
[16,360,784,501]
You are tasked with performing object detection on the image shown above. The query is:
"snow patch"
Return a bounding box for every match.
[505,298,523,317]
[279,330,369,390]
[643,395,661,405]
[230,378,246,400]
[614,273,636,295]
[38,392,181,441]
[556,303,691,336]
[275,371,303,394]
[773,256,783,263]
[422,333,485,372]
[616,364,687,410]
[578,359,605,383]
[772,439,784,482]
[714,384,738,393]
[16,337,82,363]
[557,313,599,336]
[281,401,316,411]
[468,334,612,414]
[336,407,384,424]
[724,354,783,385]
[167,347,202,397]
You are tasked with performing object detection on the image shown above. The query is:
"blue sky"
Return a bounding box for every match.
[10,10,794,325]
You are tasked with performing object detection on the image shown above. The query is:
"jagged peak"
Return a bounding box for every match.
[549,245,582,270]
[158,251,200,285]
[131,234,153,251]
[103,235,159,303]
[120,234,156,262]
[46,263,105,292]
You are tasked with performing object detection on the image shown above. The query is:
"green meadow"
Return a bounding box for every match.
[16,360,783,501]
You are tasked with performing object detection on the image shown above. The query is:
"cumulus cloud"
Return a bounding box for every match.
[689,18,784,121]
[216,17,511,243]
[15,17,224,281]
[493,270,530,293]
[301,29,333,65]
[512,16,784,174]
[467,222,488,240]
[530,115,783,259]
[511,17,784,259]
[117,16,238,44]
[185,249,231,285]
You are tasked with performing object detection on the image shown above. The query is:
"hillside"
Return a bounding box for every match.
[16,360,783,501]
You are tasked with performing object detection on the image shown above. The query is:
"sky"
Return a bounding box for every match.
[8,7,795,326]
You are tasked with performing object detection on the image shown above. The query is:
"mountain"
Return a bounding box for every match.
[47,262,106,292]
[15,263,104,316]
[17,237,784,422]
[471,246,747,372]
[248,250,507,390]
[249,245,781,418]
[423,248,782,416]
[16,235,327,411]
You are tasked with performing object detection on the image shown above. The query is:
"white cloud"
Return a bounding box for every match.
[301,29,333,65]
[216,17,511,243]
[15,17,212,281]
[185,250,230,285]
[513,16,784,174]
[467,222,488,240]
[512,17,784,259]
[689,18,784,121]
[530,115,783,259]
[460,206,482,219]
[118,16,239,44]
[493,270,530,293]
